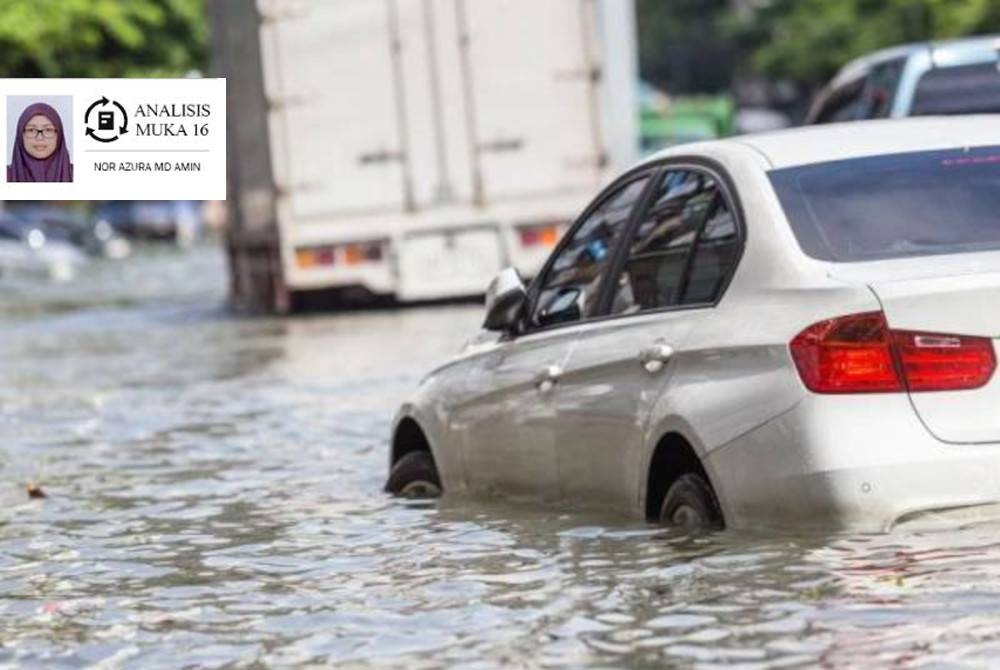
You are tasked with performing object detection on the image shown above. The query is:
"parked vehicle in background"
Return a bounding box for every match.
[12,204,131,260]
[0,213,86,281]
[639,87,735,152]
[214,0,638,310]
[806,35,1000,123]
[94,201,203,246]
[732,107,791,135]
[387,117,1000,533]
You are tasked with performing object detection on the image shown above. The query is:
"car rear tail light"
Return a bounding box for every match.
[790,312,903,393]
[790,312,996,394]
[892,330,995,391]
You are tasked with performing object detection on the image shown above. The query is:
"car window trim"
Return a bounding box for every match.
[590,166,668,321]
[594,157,747,320]
[676,194,723,304]
[516,166,660,337]
[513,156,746,338]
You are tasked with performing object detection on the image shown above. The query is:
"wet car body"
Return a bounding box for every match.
[391,116,1000,532]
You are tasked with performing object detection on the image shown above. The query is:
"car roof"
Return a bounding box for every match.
[641,116,1000,170]
[929,34,1000,60]
[830,34,1000,87]
[831,43,928,86]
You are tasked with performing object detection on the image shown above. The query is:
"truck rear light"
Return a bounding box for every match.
[518,224,560,248]
[298,241,385,269]
[790,312,996,394]
[315,247,335,265]
[344,245,364,265]
[295,245,335,268]
[344,242,384,265]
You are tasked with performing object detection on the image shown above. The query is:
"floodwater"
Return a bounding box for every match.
[4,246,1000,668]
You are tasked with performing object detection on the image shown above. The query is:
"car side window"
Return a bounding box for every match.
[862,59,906,119]
[609,169,736,315]
[814,77,867,124]
[680,197,740,305]
[530,175,650,329]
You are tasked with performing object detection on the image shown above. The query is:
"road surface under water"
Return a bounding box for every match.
[3,245,1000,668]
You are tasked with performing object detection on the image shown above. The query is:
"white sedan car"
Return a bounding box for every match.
[386,116,1000,533]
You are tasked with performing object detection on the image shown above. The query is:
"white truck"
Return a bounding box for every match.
[218,0,638,309]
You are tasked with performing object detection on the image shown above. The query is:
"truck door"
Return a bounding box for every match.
[260,0,413,218]
[453,0,607,204]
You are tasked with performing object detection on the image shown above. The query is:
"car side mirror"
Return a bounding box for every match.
[483,267,527,332]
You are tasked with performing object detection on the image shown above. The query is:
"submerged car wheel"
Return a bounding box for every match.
[385,451,442,498]
[659,473,723,531]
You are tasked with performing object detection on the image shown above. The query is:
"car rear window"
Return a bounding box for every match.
[770,146,1000,262]
[911,62,1000,115]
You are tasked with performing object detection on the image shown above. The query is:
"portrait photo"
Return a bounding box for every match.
[7,95,74,183]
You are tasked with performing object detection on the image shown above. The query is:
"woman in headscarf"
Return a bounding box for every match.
[8,102,73,183]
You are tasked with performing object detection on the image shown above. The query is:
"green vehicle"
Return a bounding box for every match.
[639,82,735,153]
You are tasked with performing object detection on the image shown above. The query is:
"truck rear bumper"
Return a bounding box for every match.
[395,225,505,301]
[285,224,507,301]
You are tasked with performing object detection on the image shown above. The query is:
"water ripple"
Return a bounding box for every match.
[4,247,1000,668]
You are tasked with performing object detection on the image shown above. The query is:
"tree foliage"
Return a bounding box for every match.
[728,0,1000,84]
[0,0,206,78]
[637,0,735,93]
[638,0,1000,90]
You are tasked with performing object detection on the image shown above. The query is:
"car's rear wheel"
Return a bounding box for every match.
[385,451,442,498]
[658,473,722,531]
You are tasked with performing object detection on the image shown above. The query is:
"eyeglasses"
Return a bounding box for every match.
[23,127,57,140]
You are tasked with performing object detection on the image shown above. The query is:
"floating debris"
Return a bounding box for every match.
[41,602,65,615]
[27,483,47,499]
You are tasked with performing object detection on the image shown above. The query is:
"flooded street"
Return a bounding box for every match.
[5,246,1000,668]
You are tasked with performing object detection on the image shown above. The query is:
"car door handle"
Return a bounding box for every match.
[638,343,674,373]
[534,364,563,393]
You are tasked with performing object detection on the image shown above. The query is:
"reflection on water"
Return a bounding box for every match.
[3,245,1000,668]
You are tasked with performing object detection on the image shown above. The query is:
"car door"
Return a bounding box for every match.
[457,173,654,497]
[553,166,744,510]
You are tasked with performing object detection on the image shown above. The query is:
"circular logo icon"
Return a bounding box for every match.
[85,96,129,143]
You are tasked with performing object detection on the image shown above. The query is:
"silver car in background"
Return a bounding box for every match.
[0,213,86,282]
[387,116,1000,533]
[807,35,1000,123]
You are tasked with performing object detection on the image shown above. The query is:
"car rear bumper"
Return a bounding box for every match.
[706,393,1000,532]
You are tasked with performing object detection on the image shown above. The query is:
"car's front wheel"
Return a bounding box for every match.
[658,473,723,531]
[385,451,442,498]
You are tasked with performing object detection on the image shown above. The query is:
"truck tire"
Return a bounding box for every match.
[658,473,723,531]
[385,451,442,498]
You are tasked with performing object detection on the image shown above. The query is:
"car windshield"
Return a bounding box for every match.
[769,145,1000,262]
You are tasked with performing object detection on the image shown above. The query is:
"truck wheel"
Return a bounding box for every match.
[385,451,442,498]
[658,473,722,531]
